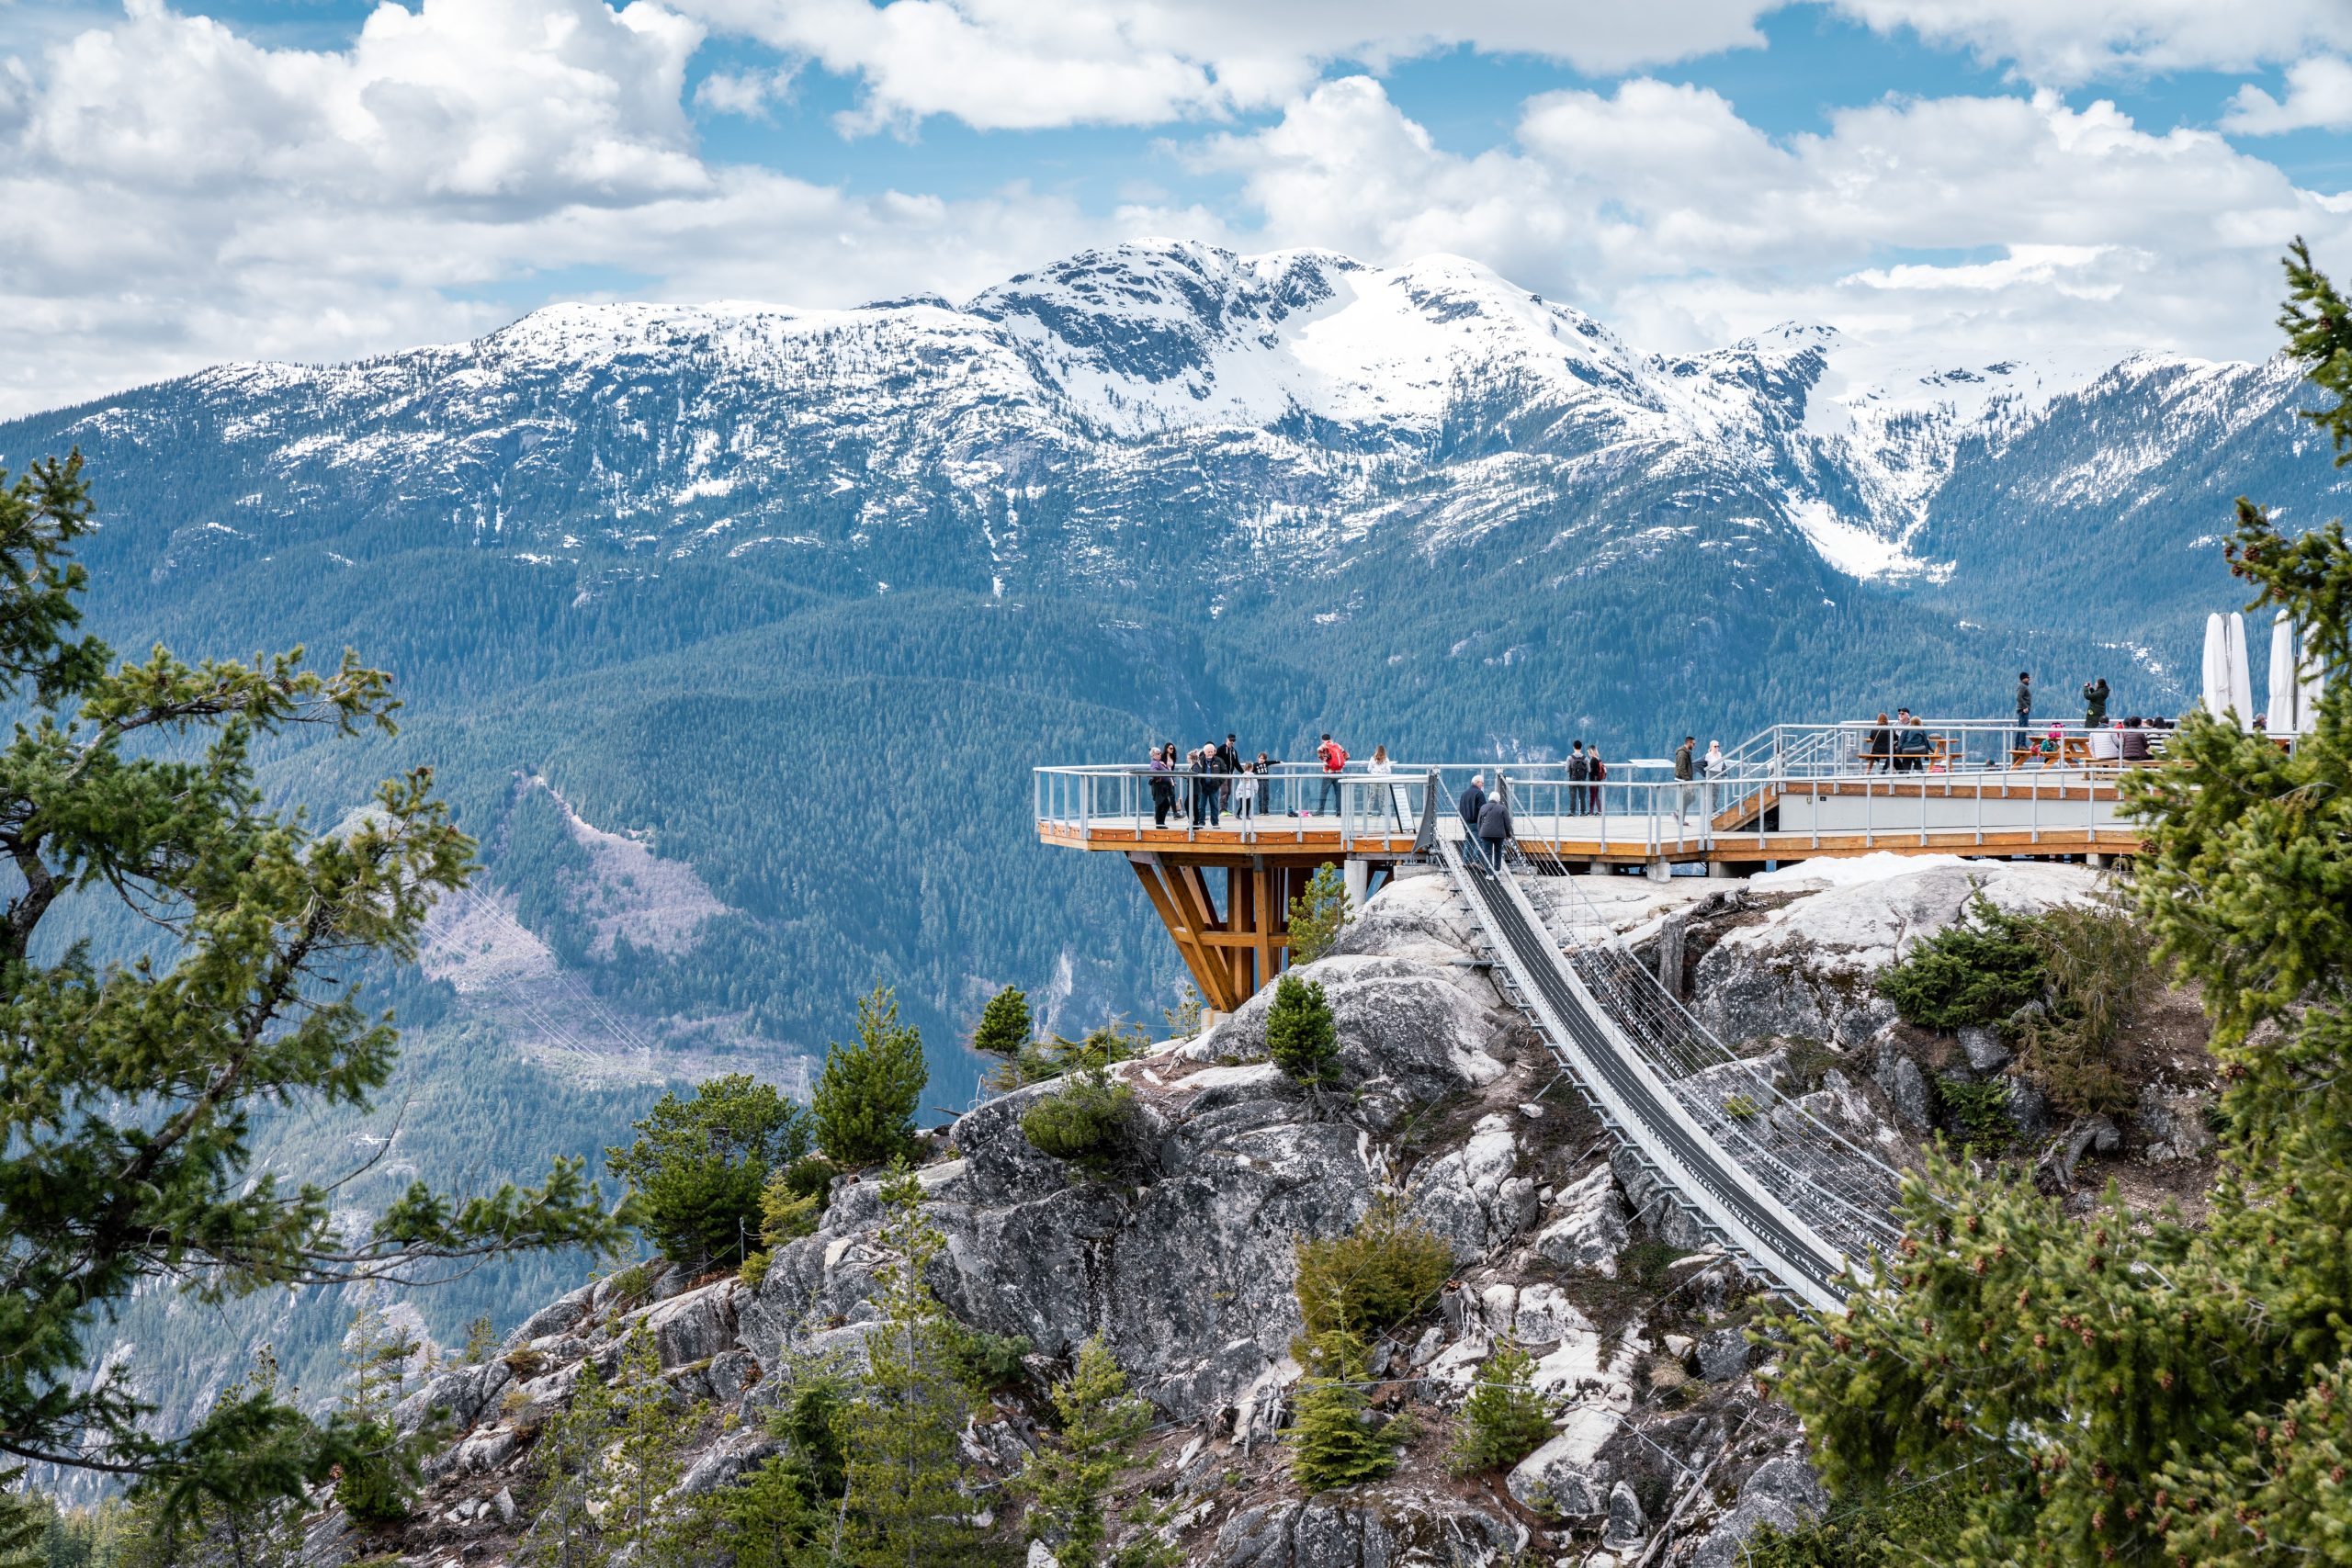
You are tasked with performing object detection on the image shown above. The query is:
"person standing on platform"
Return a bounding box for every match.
[1218,732,1242,815]
[1237,751,1270,826]
[1589,748,1607,819]
[1457,773,1486,847]
[1476,785,1513,870]
[1199,742,1227,828]
[1702,739,1725,818]
[1315,732,1348,816]
[1567,740,1589,816]
[2014,671,2033,759]
[1368,744,1404,829]
[2082,677,2109,728]
[1673,736,1697,825]
[1148,744,1177,828]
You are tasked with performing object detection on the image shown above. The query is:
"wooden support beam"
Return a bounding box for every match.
[1253,865,1278,995]
[1127,857,1234,1012]
[1159,858,1244,1013]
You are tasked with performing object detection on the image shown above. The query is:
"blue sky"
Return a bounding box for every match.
[3,0,2351,413]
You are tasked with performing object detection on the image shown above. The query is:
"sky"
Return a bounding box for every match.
[4,0,2352,417]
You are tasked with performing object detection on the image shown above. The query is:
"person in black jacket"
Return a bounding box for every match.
[1567,741,1590,815]
[1476,788,1513,870]
[1457,773,1486,845]
[1863,713,1891,773]
[1194,742,1225,828]
[2014,671,2033,759]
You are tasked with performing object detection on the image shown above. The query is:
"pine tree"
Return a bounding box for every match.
[0,455,623,1529]
[606,1073,811,1269]
[1286,1332,1397,1493]
[1448,1345,1553,1473]
[604,1324,686,1566]
[523,1359,615,1568]
[333,1306,422,1526]
[971,986,1033,1060]
[813,988,930,1168]
[1265,974,1340,1086]
[1770,242,2352,1565]
[838,1166,984,1568]
[1020,1337,1153,1568]
[128,1351,313,1568]
[1284,864,1352,965]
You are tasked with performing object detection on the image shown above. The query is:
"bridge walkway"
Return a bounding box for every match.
[1433,814,1910,1313]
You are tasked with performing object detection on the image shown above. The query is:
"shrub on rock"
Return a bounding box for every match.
[1020,1066,1140,1169]
[1287,1332,1399,1493]
[1295,1197,1453,1339]
[1266,973,1340,1086]
[1874,893,2046,1032]
[1449,1345,1553,1474]
[605,1073,809,1269]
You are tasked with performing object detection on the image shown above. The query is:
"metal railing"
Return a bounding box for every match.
[1039,720,2156,857]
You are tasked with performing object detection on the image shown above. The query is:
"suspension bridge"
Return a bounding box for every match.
[1034,718,2135,1310]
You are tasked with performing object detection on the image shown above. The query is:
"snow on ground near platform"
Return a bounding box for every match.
[1750,851,1977,891]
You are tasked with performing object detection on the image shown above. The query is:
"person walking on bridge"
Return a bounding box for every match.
[1476,784,1513,871]
[1673,736,1697,827]
[1457,773,1486,848]
[1702,739,1725,818]
[1315,733,1348,816]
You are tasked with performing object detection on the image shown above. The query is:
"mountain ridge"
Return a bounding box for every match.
[32,238,2311,601]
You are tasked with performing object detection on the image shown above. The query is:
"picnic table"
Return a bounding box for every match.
[2011,738,2092,768]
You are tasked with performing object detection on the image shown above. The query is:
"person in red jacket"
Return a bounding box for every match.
[1315,732,1348,816]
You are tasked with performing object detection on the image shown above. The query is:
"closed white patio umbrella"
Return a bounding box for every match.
[2203,613,2230,721]
[2301,632,2328,734]
[2268,612,2300,732]
[2228,612,2256,728]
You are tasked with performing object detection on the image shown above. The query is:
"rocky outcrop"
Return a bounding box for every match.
[345,857,2203,1568]
[1690,862,2103,1049]
[1688,1452,1830,1567]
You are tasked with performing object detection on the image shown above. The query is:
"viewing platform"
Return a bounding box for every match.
[1036,719,2149,1010]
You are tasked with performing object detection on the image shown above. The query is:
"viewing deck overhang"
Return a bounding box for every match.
[1039,720,2156,1010]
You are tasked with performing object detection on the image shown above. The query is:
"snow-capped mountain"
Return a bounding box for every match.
[9,239,2337,665]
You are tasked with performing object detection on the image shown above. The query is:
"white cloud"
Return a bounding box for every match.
[673,0,1781,132]
[1200,76,2352,372]
[0,0,1182,416]
[667,0,2352,135]
[6,0,2351,422]
[1825,0,2352,88]
[2224,55,2352,133]
[694,63,798,116]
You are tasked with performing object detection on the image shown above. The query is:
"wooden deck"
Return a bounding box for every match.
[1038,815,2139,866]
[1039,769,2141,1012]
